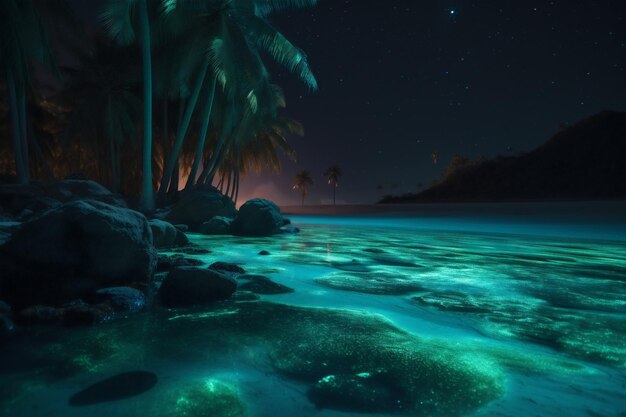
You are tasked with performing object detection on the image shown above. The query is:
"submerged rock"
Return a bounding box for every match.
[238,275,294,295]
[17,305,64,325]
[157,254,204,272]
[258,250,271,256]
[0,200,157,308]
[94,287,146,313]
[156,379,246,417]
[169,245,211,255]
[308,373,398,412]
[165,187,236,231]
[62,301,113,326]
[199,216,233,235]
[209,262,246,275]
[315,271,424,295]
[231,199,289,237]
[156,302,504,416]
[411,289,626,366]
[159,267,237,307]
[69,371,157,406]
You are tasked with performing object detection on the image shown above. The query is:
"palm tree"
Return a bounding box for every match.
[180,0,318,191]
[101,0,162,212]
[293,169,313,206]
[0,0,72,184]
[59,38,141,192]
[324,165,342,205]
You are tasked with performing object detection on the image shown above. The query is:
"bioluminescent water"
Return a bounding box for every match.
[1,205,625,417]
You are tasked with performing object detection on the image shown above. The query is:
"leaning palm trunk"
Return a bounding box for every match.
[18,90,29,178]
[138,0,154,212]
[185,75,217,190]
[6,70,27,183]
[158,58,210,197]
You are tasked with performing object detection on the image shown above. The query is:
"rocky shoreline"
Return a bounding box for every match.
[0,179,296,340]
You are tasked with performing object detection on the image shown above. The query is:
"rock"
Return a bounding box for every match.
[148,219,178,248]
[308,373,398,412]
[17,305,63,325]
[231,198,289,237]
[0,183,53,218]
[62,301,112,326]
[0,314,14,339]
[169,245,210,255]
[174,224,188,232]
[281,226,300,234]
[258,250,271,256]
[45,179,126,208]
[157,254,204,272]
[231,291,261,302]
[198,216,233,235]
[238,275,294,295]
[165,187,236,231]
[93,287,146,313]
[0,200,157,308]
[159,267,237,307]
[208,262,245,275]
[149,219,189,248]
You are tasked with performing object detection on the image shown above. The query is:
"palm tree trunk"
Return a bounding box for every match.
[233,169,240,204]
[18,90,29,180]
[138,0,154,212]
[301,190,305,207]
[158,58,210,197]
[224,170,232,197]
[185,75,217,190]
[109,137,119,192]
[30,133,54,180]
[170,160,179,193]
[6,69,27,184]
[333,184,336,205]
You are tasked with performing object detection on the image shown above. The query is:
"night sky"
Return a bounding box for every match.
[71,1,626,205]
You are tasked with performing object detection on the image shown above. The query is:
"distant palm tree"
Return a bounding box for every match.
[293,169,313,206]
[324,165,342,205]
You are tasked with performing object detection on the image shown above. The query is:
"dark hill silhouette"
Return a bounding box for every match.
[380,111,626,203]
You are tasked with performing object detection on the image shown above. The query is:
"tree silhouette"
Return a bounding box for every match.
[293,169,314,206]
[324,165,342,205]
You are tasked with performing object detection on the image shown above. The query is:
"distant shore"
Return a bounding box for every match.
[280,200,626,217]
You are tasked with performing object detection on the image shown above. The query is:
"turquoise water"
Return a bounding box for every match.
[1,210,625,417]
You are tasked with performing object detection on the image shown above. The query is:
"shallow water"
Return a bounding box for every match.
[1,206,625,417]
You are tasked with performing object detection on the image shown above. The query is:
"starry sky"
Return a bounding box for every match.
[69,0,626,205]
[240,0,626,205]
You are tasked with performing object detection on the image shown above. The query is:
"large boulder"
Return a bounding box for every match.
[0,180,125,221]
[0,200,157,308]
[148,219,189,248]
[198,216,233,235]
[159,267,237,307]
[231,199,289,237]
[45,179,127,208]
[165,187,236,231]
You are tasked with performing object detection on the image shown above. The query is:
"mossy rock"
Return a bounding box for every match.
[157,379,246,417]
[158,302,504,416]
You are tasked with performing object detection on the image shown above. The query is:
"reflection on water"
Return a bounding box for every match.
[1,213,625,417]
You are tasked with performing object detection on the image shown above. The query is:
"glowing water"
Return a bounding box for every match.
[1,205,625,417]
